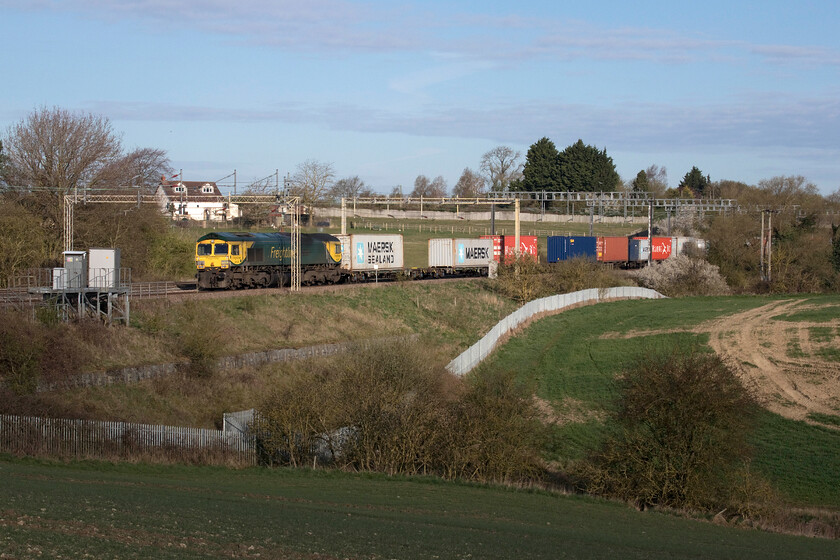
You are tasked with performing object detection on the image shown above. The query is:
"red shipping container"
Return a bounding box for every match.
[633,237,673,260]
[480,235,538,263]
[596,237,629,263]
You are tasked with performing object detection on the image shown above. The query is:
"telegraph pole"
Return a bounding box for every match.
[760,209,776,283]
[647,201,653,266]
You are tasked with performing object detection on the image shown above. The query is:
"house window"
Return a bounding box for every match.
[202,185,214,194]
[174,186,185,193]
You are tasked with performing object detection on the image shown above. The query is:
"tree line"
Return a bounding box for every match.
[2,106,840,285]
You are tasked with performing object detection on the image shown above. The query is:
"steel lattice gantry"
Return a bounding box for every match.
[346,191,740,212]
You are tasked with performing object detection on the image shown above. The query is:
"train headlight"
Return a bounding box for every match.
[196,260,205,269]
[221,260,231,269]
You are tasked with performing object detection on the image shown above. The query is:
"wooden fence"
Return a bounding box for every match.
[0,414,256,466]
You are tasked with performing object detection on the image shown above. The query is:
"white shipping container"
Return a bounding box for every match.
[429,238,494,268]
[336,234,404,271]
[428,238,453,267]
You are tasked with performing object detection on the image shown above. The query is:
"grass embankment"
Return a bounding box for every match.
[2,455,838,560]
[4,280,518,427]
[476,295,840,509]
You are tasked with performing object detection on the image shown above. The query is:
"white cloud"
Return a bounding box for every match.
[6,0,840,66]
[87,90,840,156]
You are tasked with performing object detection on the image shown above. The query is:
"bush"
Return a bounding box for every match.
[632,254,730,297]
[174,302,222,378]
[440,368,545,482]
[253,340,546,483]
[704,213,760,292]
[577,349,760,512]
[491,257,627,303]
[704,209,839,294]
[0,319,44,394]
[0,198,52,286]
[0,310,88,394]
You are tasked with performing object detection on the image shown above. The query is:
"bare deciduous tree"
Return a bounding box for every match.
[480,146,523,192]
[238,176,277,227]
[451,167,486,198]
[101,147,174,193]
[330,175,366,201]
[288,159,335,204]
[410,175,447,198]
[2,107,123,230]
[411,175,430,197]
[644,164,669,197]
[3,107,122,193]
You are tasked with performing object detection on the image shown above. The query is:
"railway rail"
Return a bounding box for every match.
[0,274,485,310]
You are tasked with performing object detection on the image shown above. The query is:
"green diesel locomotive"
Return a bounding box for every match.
[195,232,343,290]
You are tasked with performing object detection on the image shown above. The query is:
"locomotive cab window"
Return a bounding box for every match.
[231,244,240,256]
[197,244,212,256]
[214,243,229,255]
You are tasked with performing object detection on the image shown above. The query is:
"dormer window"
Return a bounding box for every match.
[202,184,214,194]
[174,186,185,193]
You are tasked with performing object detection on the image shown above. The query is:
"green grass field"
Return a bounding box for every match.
[2,455,839,560]
[6,286,840,557]
[476,295,840,507]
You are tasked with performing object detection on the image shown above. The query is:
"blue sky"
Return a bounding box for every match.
[1,0,839,195]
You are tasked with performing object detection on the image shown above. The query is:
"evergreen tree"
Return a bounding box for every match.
[558,139,620,192]
[521,137,562,192]
[679,166,711,197]
[632,170,650,193]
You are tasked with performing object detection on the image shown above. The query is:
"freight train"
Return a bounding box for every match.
[195,231,705,290]
[546,235,706,266]
[195,232,497,290]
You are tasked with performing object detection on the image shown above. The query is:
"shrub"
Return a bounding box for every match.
[253,340,546,483]
[491,257,626,303]
[439,368,546,483]
[577,349,760,512]
[0,311,87,394]
[0,318,44,394]
[0,198,52,286]
[174,302,222,378]
[632,254,730,297]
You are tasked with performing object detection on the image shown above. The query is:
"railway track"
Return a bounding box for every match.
[0,275,482,308]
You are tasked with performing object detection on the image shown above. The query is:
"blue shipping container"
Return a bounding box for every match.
[547,236,598,263]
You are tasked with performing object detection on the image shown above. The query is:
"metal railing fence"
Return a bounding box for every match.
[0,414,255,464]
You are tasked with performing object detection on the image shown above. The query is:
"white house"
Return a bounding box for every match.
[155,180,239,222]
